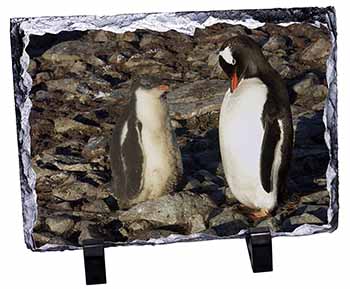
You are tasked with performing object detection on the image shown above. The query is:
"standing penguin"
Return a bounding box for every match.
[218,35,293,219]
[110,78,183,209]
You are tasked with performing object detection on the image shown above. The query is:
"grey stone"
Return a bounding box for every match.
[75,221,104,245]
[212,220,248,237]
[263,35,288,51]
[184,178,202,191]
[119,191,216,234]
[224,187,238,204]
[189,214,207,233]
[208,207,249,228]
[293,73,319,95]
[81,136,108,162]
[167,80,226,120]
[54,117,101,135]
[81,200,111,214]
[256,217,280,232]
[300,190,329,204]
[289,213,324,225]
[301,37,332,63]
[129,229,174,241]
[46,201,73,211]
[45,216,75,235]
[52,175,109,201]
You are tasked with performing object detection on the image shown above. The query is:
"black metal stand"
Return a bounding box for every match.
[83,240,107,285]
[245,227,273,273]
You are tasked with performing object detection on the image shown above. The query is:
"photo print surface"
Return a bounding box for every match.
[10,7,338,251]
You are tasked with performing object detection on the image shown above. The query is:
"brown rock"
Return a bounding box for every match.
[45,216,75,235]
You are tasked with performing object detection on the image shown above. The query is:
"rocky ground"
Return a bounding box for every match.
[26,22,331,248]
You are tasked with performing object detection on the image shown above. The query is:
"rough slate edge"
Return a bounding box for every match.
[9,6,338,252]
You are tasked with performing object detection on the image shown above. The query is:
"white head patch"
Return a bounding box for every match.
[219,46,236,65]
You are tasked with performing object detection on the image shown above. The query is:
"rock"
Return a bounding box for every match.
[263,35,288,51]
[195,169,222,184]
[71,61,87,74]
[256,217,280,232]
[103,195,119,211]
[281,211,325,232]
[294,111,327,147]
[128,220,152,233]
[199,181,219,192]
[139,33,165,49]
[81,200,111,213]
[52,175,108,201]
[289,213,324,225]
[34,90,50,101]
[193,150,220,170]
[121,31,139,43]
[108,53,127,65]
[32,232,51,247]
[295,205,328,223]
[301,37,331,63]
[300,190,329,204]
[33,232,70,247]
[45,78,79,93]
[287,23,329,41]
[212,220,248,237]
[119,191,216,234]
[167,80,226,120]
[82,136,108,162]
[208,207,248,228]
[204,188,226,206]
[224,187,238,204]
[34,72,51,85]
[75,221,104,245]
[27,59,37,77]
[267,55,293,79]
[293,73,319,95]
[93,30,109,42]
[261,23,290,37]
[184,178,202,191]
[45,216,75,235]
[46,201,73,211]
[189,214,207,233]
[54,117,101,135]
[129,229,174,241]
[123,54,162,70]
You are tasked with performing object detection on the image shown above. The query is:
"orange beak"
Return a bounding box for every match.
[231,71,238,92]
[158,84,169,91]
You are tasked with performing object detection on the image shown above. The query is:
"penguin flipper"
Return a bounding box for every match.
[110,118,127,202]
[260,119,281,193]
[121,120,144,200]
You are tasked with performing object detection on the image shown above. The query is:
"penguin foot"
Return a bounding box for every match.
[248,209,271,222]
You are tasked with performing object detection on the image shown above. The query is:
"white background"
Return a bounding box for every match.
[0,0,348,288]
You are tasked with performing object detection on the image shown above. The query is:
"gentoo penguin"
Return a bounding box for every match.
[110,77,183,209]
[218,35,293,219]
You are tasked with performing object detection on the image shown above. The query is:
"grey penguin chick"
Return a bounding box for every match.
[110,77,183,209]
[218,35,293,219]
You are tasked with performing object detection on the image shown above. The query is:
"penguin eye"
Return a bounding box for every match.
[231,57,236,66]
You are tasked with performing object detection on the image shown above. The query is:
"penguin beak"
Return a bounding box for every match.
[158,84,169,92]
[158,84,169,100]
[230,70,239,93]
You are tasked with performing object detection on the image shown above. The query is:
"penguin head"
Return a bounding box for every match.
[131,77,170,102]
[219,35,265,92]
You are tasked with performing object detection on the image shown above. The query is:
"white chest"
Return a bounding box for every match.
[219,78,276,210]
[135,95,173,194]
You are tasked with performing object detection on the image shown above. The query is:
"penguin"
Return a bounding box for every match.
[218,35,293,219]
[110,77,183,209]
